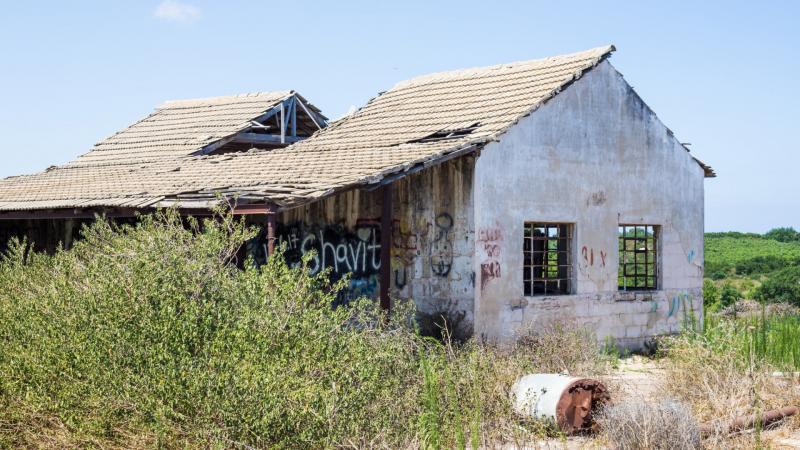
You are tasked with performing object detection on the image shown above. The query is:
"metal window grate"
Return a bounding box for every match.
[618,225,658,291]
[523,223,573,296]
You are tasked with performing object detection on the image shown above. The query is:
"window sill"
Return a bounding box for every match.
[524,294,573,298]
[616,290,660,302]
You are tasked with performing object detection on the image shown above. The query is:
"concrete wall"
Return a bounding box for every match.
[252,156,476,338]
[473,60,705,348]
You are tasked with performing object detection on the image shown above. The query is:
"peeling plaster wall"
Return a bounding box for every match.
[262,157,476,338]
[473,60,705,349]
[390,157,476,337]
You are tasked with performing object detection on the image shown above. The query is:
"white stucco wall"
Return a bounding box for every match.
[473,60,706,348]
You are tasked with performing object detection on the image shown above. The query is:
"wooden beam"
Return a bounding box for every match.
[282,97,294,130]
[290,97,297,137]
[364,144,480,191]
[0,208,140,220]
[191,95,297,156]
[0,206,248,220]
[296,97,325,130]
[63,219,75,250]
[249,120,272,129]
[379,184,392,314]
[280,102,285,144]
[231,203,278,215]
[266,213,277,256]
[194,134,238,156]
[231,133,303,145]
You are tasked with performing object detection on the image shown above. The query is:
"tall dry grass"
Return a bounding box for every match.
[599,400,701,450]
[659,321,800,449]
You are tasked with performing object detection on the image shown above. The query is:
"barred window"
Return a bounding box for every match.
[618,225,658,291]
[523,223,573,296]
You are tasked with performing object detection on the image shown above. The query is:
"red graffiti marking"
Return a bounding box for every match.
[478,228,502,242]
[479,227,503,291]
[480,261,501,291]
[484,244,500,258]
[582,246,606,267]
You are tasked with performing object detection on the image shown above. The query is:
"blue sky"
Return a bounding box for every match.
[0,1,797,232]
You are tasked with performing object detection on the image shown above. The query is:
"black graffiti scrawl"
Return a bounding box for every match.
[247,219,382,302]
[430,213,454,277]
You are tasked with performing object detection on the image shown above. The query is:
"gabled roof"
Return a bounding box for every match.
[308,45,616,154]
[68,91,326,167]
[0,45,712,216]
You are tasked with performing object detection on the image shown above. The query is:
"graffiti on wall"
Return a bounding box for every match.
[390,218,419,290]
[581,246,607,267]
[668,292,694,318]
[478,226,502,291]
[246,218,382,302]
[277,219,382,277]
[430,213,454,277]
[247,211,459,301]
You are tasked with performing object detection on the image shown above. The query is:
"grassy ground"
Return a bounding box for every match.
[2,216,798,448]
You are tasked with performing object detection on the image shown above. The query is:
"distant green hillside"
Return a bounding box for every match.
[705,232,800,277]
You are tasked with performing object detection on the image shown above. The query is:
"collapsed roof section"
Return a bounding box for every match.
[69,91,327,167]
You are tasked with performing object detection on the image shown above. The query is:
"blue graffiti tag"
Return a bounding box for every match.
[668,296,679,317]
[668,292,694,318]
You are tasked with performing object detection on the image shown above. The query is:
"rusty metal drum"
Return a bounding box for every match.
[511,374,609,434]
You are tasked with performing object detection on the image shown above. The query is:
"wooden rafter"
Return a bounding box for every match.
[193,94,326,156]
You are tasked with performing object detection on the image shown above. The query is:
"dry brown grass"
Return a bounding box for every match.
[599,399,701,450]
[658,335,800,449]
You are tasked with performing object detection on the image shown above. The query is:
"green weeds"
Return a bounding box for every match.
[0,210,608,449]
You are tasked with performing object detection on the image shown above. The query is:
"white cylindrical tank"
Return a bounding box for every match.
[511,374,608,434]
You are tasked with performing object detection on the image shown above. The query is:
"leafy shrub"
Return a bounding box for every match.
[719,283,742,309]
[0,210,610,448]
[764,227,800,243]
[703,279,720,310]
[734,255,788,276]
[757,265,800,305]
[710,270,727,280]
[705,232,763,239]
[0,211,427,448]
[704,233,800,278]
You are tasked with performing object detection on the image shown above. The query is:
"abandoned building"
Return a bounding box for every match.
[0,45,713,348]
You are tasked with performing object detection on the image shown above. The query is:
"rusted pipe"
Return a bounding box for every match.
[700,406,799,436]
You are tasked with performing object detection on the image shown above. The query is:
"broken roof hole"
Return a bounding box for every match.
[410,122,480,143]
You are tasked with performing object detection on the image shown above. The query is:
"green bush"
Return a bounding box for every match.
[734,255,788,276]
[757,266,800,305]
[764,227,800,243]
[710,271,727,281]
[704,233,800,277]
[0,211,425,448]
[702,279,720,310]
[718,283,742,310]
[0,210,609,448]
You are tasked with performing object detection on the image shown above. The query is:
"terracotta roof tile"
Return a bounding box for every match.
[0,46,627,212]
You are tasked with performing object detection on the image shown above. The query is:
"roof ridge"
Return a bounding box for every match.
[158,90,294,109]
[391,45,614,91]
